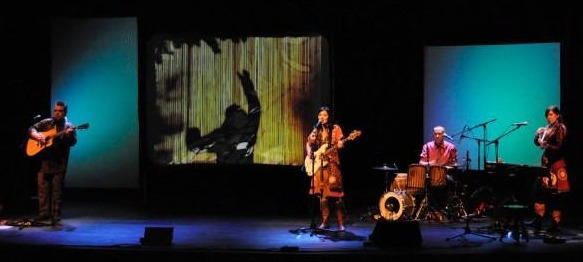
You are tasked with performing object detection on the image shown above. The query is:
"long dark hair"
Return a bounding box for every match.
[317,106,334,144]
[545,105,562,122]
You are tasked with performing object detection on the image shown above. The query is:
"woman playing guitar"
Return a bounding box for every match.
[305,106,347,232]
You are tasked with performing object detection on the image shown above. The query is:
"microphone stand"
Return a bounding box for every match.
[463,119,496,170]
[486,124,524,164]
[309,150,318,230]
[485,124,527,207]
[446,213,497,241]
[291,154,322,235]
[459,135,489,171]
[290,133,333,237]
[308,144,324,235]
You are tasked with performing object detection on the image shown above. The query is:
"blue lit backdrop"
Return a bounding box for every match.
[424,43,560,170]
[51,18,139,188]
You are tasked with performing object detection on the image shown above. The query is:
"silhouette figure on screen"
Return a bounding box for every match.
[186,70,261,164]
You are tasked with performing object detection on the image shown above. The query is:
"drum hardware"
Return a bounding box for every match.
[359,206,381,221]
[378,191,415,221]
[414,190,441,221]
[372,163,398,171]
[359,164,399,222]
[445,179,497,241]
[390,173,408,193]
[443,195,465,222]
[372,163,398,193]
[443,180,469,222]
[413,166,443,221]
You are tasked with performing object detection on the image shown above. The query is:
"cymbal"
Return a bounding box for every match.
[372,165,397,171]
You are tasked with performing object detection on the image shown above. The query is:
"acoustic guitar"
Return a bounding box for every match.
[26,123,89,156]
[304,129,361,176]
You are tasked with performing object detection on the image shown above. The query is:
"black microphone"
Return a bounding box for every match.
[512,121,528,126]
[314,120,322,129]
[444,133,453,140]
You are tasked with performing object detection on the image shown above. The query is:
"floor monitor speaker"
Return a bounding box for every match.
[369,219,422,248]
[140,227,174,246]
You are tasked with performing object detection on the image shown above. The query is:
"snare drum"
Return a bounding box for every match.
[429,166,448,187]
[378,191,416,220]
[390,173,408,193]
[407,164,426,196]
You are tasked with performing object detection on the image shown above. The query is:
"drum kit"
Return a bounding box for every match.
[372,163,466,222]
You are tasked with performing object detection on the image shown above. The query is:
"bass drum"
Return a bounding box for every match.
[378,192,416,221]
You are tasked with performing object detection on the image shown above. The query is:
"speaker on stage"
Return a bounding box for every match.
[369,220,422,248]
[140,227,174,246]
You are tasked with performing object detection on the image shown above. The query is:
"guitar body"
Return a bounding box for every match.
[26,127,58,156]
[304,129,362,176]
[26,123,89,157]
[304,144,330,176]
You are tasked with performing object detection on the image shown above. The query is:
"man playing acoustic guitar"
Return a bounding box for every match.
[28,100,77,225]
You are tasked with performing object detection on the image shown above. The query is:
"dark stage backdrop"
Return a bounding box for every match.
[50,17,139,188]
[424,43,560,170]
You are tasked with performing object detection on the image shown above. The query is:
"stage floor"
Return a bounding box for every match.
[1,199,583,262]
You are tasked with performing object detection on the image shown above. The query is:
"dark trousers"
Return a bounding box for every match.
[37,172,64,219]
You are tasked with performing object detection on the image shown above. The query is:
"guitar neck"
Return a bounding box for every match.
[322,136,351,155]
[45,124,86,140]
[49,129,68,139]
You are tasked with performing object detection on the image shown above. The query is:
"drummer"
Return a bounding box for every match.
[418,125,458,213]
[419,125,458,168]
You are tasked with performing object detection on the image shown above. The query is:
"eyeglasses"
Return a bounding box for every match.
[54,109,64,112]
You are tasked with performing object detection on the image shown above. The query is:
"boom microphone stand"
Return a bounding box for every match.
[462,119,496,170]
[307,151,319,230]
[486,123,526,164]
[290,150,319,235]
